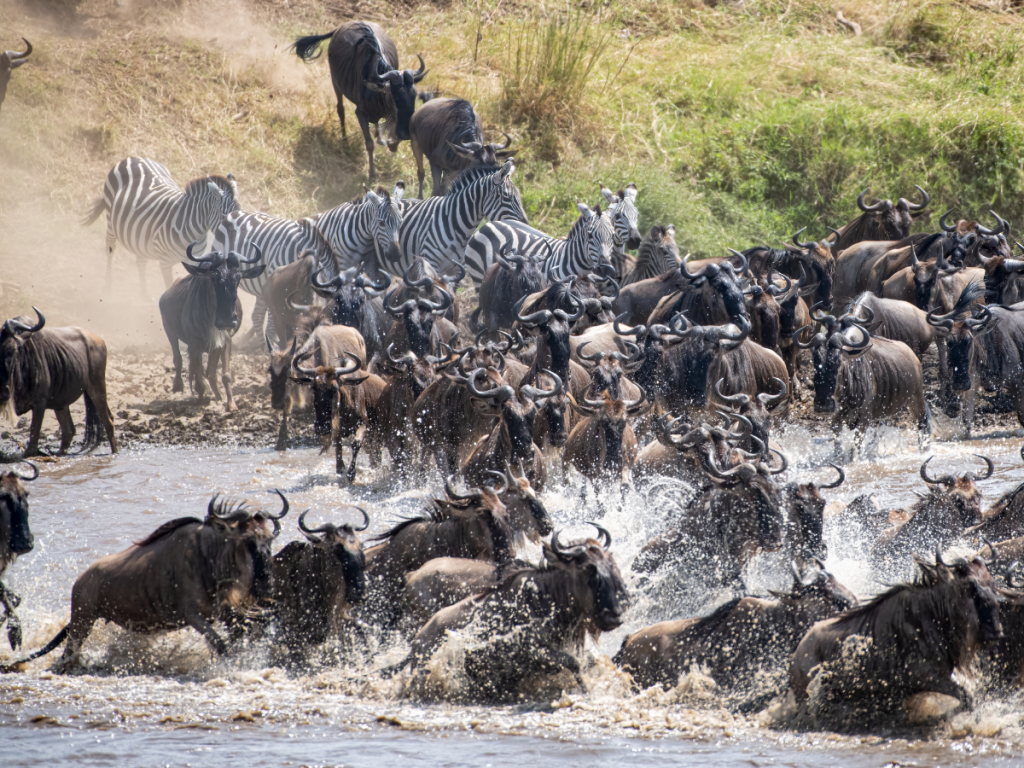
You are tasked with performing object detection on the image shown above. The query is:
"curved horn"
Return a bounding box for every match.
[207,494,225,519]
[898,185,930,212]
[334,351,362,377]
[383,288,417,316]
[238,242,263,265]
[590,523,612,549]
[286,290,313,313]
[264,489,290,520]
[297,508,331,538]
[6,306,45,335]
[757,377,788,408]
[483,470,509,496]
[513,294,552,327]
[575,340,604,364]
[792,227,817,250]
[292,349,317,377]
[520,369,561,402]
[714,378,750,406]
[970,454,995,480]
[445,474,483,501]
[724,248,749,276]
[939,207,959,232]
[839,323,871,351]
[467,368,513,401]
[185,241,221,264]
[857,188,887,213]
[422,286,453,314]
[791,325,819,349]
[312,262,343,290]
[920,456,953,486]
[12,461,39,482]
[614,312,646,339]
[403,263,435,290]
[767,448,788,475]
[819,463,845,489]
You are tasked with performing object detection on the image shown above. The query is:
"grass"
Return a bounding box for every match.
[2,0,1024,261]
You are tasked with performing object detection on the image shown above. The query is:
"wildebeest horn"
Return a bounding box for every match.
[408,53,428,82]
[613,312,646,340]
[725,248,749,276]
[792,227,816,250]
[624,385,647,411]
[714,378,750,406]
[979,535,997,565]
[935,548,950,568]
[553,294,585,323]
[520,369,562,402]
[857,188,887,213]
[5,306,45,335]
[238,242,263,264]
[311,262,342,290]
[495,243,523,271]
[286,290,312,313]
[791,325,820,349]
[610,339,642,367]
[467,368,514,401]
[334,351,362,377]
[297,509,329,540]
[839,323,871,351]
[970,454,994,480]
[403,264,435,290]
[264,489,290,520]
[385,342,411,370]
[357,269,391,293]
[717,315,750,350]
[757,377,788,408]
[976,211,1008,237]
[920,456,955,486]
[898,185,929,211]
[483,470,509,496]
[765,269,792,298]
[939,207,959,232]
[185,241,221,264]
[767,448,788,474]
[12,461,38,482]
[383,289,417,316]
[292,349,317,377]
[493,132,512,150]
[207,494,224,518]
[422,286,453,314]
[445,475,483,501]
[925,305,955,330]
[590,523,612,549]
[721,410,752,440]
[6,39,31,64]
[819,463,845,489]
[513,294,552,327]
[445,262,467,286]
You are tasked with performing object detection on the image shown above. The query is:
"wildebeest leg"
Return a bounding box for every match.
[182,609,229,656]
[220,338,236,412]
[189,348,208,403]
[412,141,425,199]
[346,425,364,484]
[54,407,76,455]
[55,613,98,672]
[355,108,378,183]
[430,163,444,198]
[0,583,22,650]
[335,92,347,138]
[205,347,224,403]
[335,428,347,481]
[24,406,47,457]
[530,646,588,694]
[168,333,185,393]
[84,377,118,454]
[276,398,291,452]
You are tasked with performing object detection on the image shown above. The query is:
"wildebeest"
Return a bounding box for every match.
[408,96,515,197]
[876,455,992,559]
[845,292,934,359]
[563,389,649,485]
[290,326,373,484]
[615,561,857,705]
[268,506,368,662]
[261,251,319,344]
[5,492,289,673]
[307,261,391,363]
[964,446,1024,542]
[292,21,427,182]
[0,308,117,456]
[474,243,548,332]
[712,376,788,457]
[399,525,630,700]
[0,462,36,650]
[830,186,930,253]
[795,320,929,435]
[0,38,31,116]
[159,243,264,411]
[789,553,1001,727]
[383,278,456,358]
[648,250,752,327]
[783,464,845,566]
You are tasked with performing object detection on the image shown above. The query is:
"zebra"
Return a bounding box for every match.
[311,183,405,277]
[213,211,338,337]
[598,182,642,279]
[382,159,527,277]
[464,200,615,286]
[621,224,681,286]
[81,157,239,292]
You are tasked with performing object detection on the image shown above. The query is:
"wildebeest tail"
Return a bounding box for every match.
[81,197,108,227]
[0,625,69,673]
[292,31,336,61]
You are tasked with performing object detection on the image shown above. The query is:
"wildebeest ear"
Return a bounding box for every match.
[182,263,213,277]
[241,264,267,280]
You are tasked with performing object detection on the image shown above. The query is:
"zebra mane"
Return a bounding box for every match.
[445,162,501,195]
[183,175,232,196]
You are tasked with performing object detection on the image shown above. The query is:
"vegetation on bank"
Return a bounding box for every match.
[1,0,1023,259]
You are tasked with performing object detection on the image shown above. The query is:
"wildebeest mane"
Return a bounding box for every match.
[134,516,202,547]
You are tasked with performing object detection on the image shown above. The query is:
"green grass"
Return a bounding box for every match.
[2,0,1024,259]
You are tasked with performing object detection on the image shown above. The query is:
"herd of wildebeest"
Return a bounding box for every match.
[3,20,1024,729]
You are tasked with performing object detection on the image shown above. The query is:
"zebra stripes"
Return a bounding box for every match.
[383,159,527,276]
[312,183,404,274]
[600,182,642,279]
[82,157,238,291]
[464,201,615,286]
[621,224,680,286]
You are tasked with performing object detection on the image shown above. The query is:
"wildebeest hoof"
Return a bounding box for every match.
[172,380,184,393]
[7,615,21,650]
[274,441,287,452]
[224,402,237,413]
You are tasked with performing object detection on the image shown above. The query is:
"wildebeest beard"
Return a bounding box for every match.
[1,487,33,555]
[247,538,275,599]
[312,385,335,438]
[337,544,366,603]
[602,419,626,472]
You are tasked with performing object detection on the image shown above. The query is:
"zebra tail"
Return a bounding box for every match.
[81,198,108,227]
[292,31,336,61]
[0,625,69,673]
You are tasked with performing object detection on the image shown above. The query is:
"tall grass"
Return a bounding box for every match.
[499,11,611,127]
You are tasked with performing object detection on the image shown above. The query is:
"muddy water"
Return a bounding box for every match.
[3,431,1024,766]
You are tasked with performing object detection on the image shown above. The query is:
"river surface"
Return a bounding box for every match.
[3,427,1024,766]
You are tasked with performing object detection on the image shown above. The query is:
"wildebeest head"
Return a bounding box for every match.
[831,185,929,250]
[789,229,836,311]
[784,464,844,564]
[679,249,751,322]
[467,367,543,465]
[515,288,584,375]
[364,53,427,142]
[486,460,554,540]
[447,130,518,166]
[915,454,992,530]
[913,551,1003,643]
[925,280,989,392]
[524,368,569,448]
[0,462,37,559]
[713,376,787,455]
[297,506,370,604]
[704,450,788,554]
[780,558,858,613]
[548,523,630,633]
[205,490,288,600]
[383,343,447,401]
[572,388,650,475]
[183,242,266,331]
[665,313,750,408]
[311,260,391,328]
[612,314,683,399]
[384,278,453,358]
[576,338,642,400]
[292,350,367,438]
[0,39,31,116]
[0,307,45,417]
[599,182,642,250]
[794,317,871,414]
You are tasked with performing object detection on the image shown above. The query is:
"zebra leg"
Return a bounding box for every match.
[247,298,268,340]
[160,261,174,290]
[355,108,377,183]
[413,142,425,199]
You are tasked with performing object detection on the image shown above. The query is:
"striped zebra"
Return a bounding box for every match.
[599,182,642,279]
[213,211,338,335]
[621,224,681,286]
[81,157,238,293]
[464,201,615,286]
[383,159,527,276]
[312,183,404,276]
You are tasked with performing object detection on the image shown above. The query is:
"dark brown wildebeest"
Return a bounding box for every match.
[795,319,929,435]
[159,243,264,412]
[845,292,934,359]
[876,455,992,559]
[398,524,630,700]
[833,233,931,306]
[563,389,650,485]
[789,553,1001,725]
[571,336,644,401]
[610,315,684,405]
[474,243,548,332]
[408,96,515,198]
[978,240,1024,305]
[0,308,117,456]
[614,561,857,703]
[830,185,930,253]
[383,279,456,358]
[305,261,391,363]
[712,377,788,458]
[0,38,31,116]
[782,464,845,567]
[5,493,289,673]
[647,250,752,327]
[459,368,553,491]
[963,446,1024,542]
[292,21,426,182]
[262,251,319,344]
[514,286,591,400]
[269,506,369,663]
[0,462,37,650]
[290,326,373,484]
